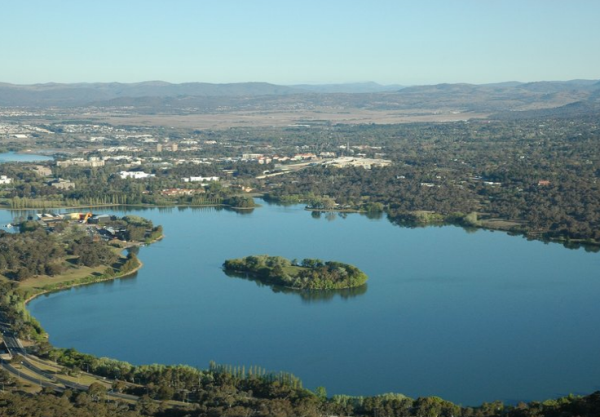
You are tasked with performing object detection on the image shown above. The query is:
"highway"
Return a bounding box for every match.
[2,329,25,355]
[0,361,63,391]
[1,328,139,401]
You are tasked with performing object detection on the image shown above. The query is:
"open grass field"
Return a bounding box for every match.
[11,363,55,384]
[0,263,108,292]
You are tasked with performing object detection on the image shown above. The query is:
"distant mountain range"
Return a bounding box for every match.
[291,82,404,94]
[0,79,599,116]
[0,81,299,106]
[0,81,407,107]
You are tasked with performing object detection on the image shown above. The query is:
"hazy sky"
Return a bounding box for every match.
[3,0,599,85]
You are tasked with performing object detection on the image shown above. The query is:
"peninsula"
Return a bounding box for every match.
[223,255,368,290]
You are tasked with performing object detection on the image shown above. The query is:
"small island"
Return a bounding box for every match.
[223,255,368,290]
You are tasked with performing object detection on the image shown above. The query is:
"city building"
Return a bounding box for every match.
[56,157,105,168]
[119,171,155,179]
[47,178,75,190]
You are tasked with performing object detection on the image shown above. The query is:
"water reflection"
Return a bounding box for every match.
[309,211,350,221]
[223,270,367,303]
[276,284,367,303]
[4,202,600,253]
[226,207,255,215]
[186,205,255,215]
[127,246,140,256]
[562,241,600,253]
[363,211,383,220]
[325,212,337,222]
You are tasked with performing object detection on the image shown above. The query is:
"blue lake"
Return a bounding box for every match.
[16,202,600,405]
[0,151,53,163]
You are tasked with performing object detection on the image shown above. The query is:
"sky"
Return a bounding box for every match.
[2,0,600,86]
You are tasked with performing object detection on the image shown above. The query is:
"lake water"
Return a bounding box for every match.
[0,151,53,163]
[19,202,600,405]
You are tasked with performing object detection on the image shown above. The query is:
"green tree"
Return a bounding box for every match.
[315,386,327,400]
[87,382,107,402]
[16,267,32,281]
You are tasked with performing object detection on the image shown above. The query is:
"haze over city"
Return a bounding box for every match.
[2,0,600,85]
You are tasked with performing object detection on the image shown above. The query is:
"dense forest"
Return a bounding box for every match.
[223,255,368,290]
[0,228,65,280]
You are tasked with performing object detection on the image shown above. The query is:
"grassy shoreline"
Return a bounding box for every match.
[0,201,259,211]
[22,256,144,305]
[12,232,164,305]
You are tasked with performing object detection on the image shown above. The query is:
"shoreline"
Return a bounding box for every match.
[263,197,600,249]
[24,257,145,306]
[0,202,258,211]
[304,207,363,213]
[2,202,597,253]
[3,201,597,248]
[223,256,368,291]
[22,233,163,305]
[226,268,367,291]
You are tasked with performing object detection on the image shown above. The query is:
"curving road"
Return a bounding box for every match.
[1,328,139,401]
[0,361,64,391]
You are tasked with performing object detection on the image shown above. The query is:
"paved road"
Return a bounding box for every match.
[2,330,25,355]
[0,326,190,407]
[1,330,138,400]
[0,361,64,391]
[20,359,88,391]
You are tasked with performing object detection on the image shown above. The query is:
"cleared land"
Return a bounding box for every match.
[46,109,490,129]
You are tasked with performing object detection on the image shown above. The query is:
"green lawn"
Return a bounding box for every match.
[1,263,107,292]
[1,253,129,294]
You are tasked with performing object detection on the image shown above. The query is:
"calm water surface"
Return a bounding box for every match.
[0,151,53,163]
[23,202,600,405]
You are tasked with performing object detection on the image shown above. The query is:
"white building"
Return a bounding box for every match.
[242,153,263,160]
[0,175,13,184]
[324,157,392,169]
[119,171,155,179]
[182,176,219,183]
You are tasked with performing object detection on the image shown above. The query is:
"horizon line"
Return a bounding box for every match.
[1,78,599,88]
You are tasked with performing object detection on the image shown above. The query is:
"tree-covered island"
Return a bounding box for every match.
[223,255,368,290]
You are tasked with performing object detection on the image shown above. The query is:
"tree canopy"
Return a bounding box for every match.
[223,255,368,290]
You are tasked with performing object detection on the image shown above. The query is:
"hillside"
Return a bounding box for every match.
[0,80,598,115]
[0,81,300,106]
